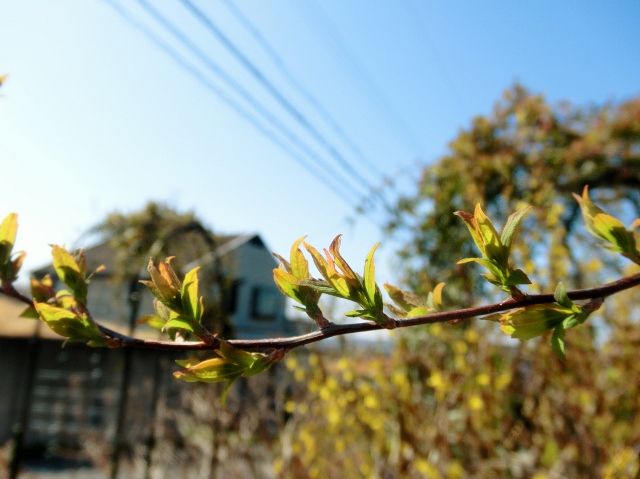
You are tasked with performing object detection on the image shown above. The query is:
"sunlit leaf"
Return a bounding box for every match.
[173,357,244,383]
[273,267,302,303]
[432,282,445,308]
[553,282,573,309]
[384,283,418,311]
[181,266,203,321]
[0,213,18,266]
[500,205,532,252]
[505,268,531,286]
[406,306,433,318]
[329,235,358,282]
[304,242,331,282]
[51,245,88,303]
[573,185,639,261]
[363,242,380,306]
[289,236,309,279]
[34,302,105,346]
[495,305,570,340]
[164,317,196,334]
[474,204,502,257]
[30,275,55,302]
[551,325,566,358]
[454,210,484,253]
[138,314,165,330]
[20,306,39,319]
[219,341,258,369]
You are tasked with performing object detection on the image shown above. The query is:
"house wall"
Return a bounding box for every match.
[228,241,295,339]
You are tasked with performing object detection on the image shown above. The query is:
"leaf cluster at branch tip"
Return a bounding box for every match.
[455,204,532,294]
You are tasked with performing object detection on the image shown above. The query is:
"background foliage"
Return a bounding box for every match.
[277,87,640,478]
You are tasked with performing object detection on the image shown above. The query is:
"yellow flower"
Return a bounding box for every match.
[476,373,490,387]
[468,394,484,411]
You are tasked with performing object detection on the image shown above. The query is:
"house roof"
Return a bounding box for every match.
[31,233,268,277]
[1,232,276,341]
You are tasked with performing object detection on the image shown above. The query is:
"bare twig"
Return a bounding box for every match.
[2,272,639,353]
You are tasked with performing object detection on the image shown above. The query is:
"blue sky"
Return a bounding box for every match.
[1,0,639,289]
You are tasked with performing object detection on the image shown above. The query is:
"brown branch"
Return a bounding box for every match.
[3,272,639,353]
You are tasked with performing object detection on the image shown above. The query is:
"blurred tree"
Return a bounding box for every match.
[91,201,232,335]
[90,202,234,478]
[386,85,639,301]
[277,86,640,478]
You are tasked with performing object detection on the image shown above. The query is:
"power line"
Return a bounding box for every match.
[179,0,381,199]
[220,0,386,178]
[102,0,358,206]
[133,0,371,201]
[301,0,425,156]
[402,0,463,113]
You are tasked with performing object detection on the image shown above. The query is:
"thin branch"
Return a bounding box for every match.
[3,272,639,353]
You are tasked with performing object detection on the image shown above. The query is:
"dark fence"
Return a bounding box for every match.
[1,337,291,478]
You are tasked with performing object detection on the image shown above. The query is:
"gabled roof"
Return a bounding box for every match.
[31,233,270,278]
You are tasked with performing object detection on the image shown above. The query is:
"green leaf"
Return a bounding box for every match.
[574,186,640,260]
[299,279,342,296]
[551,326,566,358]
[384,283,417,311]
[139,314,165,330]
[406,306,433,318]
[34,302,105,346]
[500,205,532,252]
[51,245,88,303]
[345,309,367,317]
[454,210,485,254]
[0,213,18,265]
[329,235,358,282]
[304,242,330,281]
[164,317,196,334]
[2,251,26,283]
[505,268,531,286]
[498,305,569,340]
[218,341,258,369]
[363,243,380,306]
[457,257,496,268]
[273,267,303,303]
[553,282,573,309]
[289,236,309,279]
[431,282,445,309]
[20,306,39,319]
[181,266,203,322]
[173,357,245,382]
[245,355,273,376]
[474,204,502,258]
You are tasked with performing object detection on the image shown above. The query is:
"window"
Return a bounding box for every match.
[223,280,241,314]
[251,287,278,321]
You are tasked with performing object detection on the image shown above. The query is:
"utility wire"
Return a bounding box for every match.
[302,0,424,156]
[402,0,463,113]
[134,0,371,201]
[220,0,385,178]
[179,0,381,200]
[102,0,358,206]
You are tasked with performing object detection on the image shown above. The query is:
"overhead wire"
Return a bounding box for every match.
[133,0,375,204]
[220,0,386,179]
[102,0,358,206]
[301,0,424,156]
[178,0,385,204]
[402,0,463,113]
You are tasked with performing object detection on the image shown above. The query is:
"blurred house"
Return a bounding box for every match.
[0,233,297,450]
[31,233,296,339]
